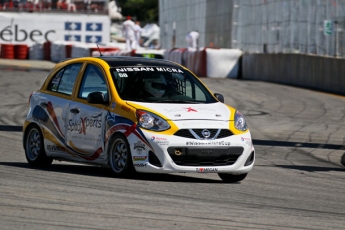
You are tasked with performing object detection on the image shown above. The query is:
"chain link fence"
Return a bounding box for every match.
[232,0,345,57]
[159,0,233,49]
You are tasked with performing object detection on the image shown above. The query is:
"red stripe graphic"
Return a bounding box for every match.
[82,146,103,161]
[105,123,152,150]
[47,101,64,138]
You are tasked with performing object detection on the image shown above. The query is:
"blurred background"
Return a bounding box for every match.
[1,0,345,95]
[1,0,344,56]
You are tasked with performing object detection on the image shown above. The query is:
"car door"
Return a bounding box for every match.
[65,63,109,163]
[41,62,84,157]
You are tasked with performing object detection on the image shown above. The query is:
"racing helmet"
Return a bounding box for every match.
[143,74,167,97]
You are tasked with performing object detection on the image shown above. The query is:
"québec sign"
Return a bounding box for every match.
[0,25,55,42]
[0,12,110,45]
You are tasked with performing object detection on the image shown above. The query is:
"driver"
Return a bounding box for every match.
[142,74,167,97]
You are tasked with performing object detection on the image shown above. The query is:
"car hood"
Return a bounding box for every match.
[126,101,231,121]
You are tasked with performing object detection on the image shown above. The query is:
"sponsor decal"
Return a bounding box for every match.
[68,117,102,134]
[179,120,227,128]
[241,137,251,145]
[174,114,181,117]
[155,141,169,145]
[47,145,65,152]
[163,107,215,113]
[186,141,231,146]
[118,73,128,78]
[134,163,147,167]
[111,102,116,109]
[151,136,169,145]
[133,156,147,161]
[196,168,218,173]
[156,67,184,73]
[184,107,197,112]
[134,140,145,154]
[151,136,167,141]
[121,105,131,113]
[115,67,184,73]
[107,112,116,123]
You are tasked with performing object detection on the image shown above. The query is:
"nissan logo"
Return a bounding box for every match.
[201,129,211,138]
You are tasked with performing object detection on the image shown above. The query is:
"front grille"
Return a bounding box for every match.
[167,146,243,166]
[174,129,233,139]
[174,129,195,139]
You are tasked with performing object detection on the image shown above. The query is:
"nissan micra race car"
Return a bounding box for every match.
[23,56,255,183]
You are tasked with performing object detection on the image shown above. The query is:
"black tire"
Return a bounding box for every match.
[218,173,247,183]
[108,134,135,178]
[24,124,53,167]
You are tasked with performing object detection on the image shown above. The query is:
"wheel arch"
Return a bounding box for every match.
[106,131,132,161]
[107,130,136,176]
[23,122,44,149]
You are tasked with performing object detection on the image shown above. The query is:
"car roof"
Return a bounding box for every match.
[96,56,182,68]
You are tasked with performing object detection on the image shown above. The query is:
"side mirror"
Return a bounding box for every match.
[87,92,108,104]
[214,93,224,103]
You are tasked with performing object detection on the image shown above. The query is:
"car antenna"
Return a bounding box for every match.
[96,43,103,57]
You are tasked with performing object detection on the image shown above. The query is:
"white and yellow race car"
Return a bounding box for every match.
[23,56,254,183]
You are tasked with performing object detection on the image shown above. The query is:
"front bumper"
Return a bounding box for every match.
[129,129,255,174]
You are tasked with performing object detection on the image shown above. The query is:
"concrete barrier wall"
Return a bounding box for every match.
[206,49,242,79]
[164,48,242,78]
[242,53,345,95]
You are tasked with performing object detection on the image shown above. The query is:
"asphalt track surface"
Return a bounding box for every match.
[0,66,344,230]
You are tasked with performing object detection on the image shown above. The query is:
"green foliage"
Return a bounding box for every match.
[116,0,159,24]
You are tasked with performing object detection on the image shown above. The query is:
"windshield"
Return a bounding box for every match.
[110,66,218,103]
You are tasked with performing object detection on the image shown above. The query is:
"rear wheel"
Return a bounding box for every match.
[24,125,53,167]
[218,173,247,183]
[108,134,135,177]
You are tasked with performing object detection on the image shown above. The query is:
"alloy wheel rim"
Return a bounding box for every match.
[111,139,127,172]
[27,129,41,161]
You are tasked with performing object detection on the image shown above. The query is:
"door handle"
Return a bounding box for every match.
[70,108,80,114]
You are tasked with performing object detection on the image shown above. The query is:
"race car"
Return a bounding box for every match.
[23,56,255,183]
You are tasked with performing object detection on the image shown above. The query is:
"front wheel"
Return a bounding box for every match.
[24,125,53,167]
[218,173,247,183]
[108,134,135,178]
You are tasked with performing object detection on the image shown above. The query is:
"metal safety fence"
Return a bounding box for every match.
[232,0,345,57]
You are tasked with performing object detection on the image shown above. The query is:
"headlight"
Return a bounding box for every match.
[136,110,170,131]
[234,110,247,131]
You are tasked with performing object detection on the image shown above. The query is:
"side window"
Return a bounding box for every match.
[185,78,206,101]
[79,64,108,100]
[47,63,82,96]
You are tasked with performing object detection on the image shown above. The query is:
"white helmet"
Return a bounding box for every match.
[144,74,167,97]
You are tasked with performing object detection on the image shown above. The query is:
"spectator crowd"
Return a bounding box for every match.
[0,0,107,13]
